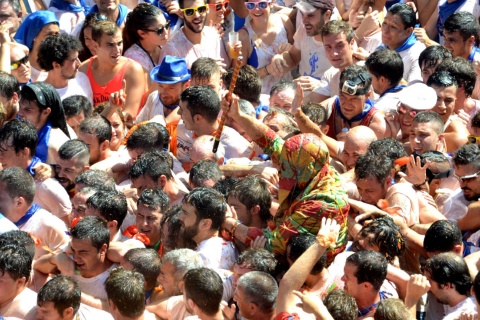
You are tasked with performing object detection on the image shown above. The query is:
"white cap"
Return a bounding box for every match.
[398,83,437,111]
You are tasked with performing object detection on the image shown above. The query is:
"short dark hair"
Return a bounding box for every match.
[137,188,170,213]
[79,114,112,144]
[367,138,408,162]
[178,0,207,9]
[223,65,261,104]
[453,143,480,168]
[0,230,35,259]
[180,86,220,124]
[412,111,444,135]
[160,204,184,252]
[191,57,221,81]
[321,20,354,42]
[444,11,480,44]
[58,139,90,164]
[301,103,328,127]
[424,252,472,296]
[189,159,223,188]
[91,20,119,43]
[323,290,357,320]
[213,176,240,197]
[346,250,388,291]
[126,122,168,152]
[236,248,277,276]
[355,153,393,184]
[184,268,223,316]
[339,65,372,95]
[374,298,410,320]
[237,271,278,313]
[387,3,416,29]
[183,187,226,230]
[0,118,37,156]
[70,216,110,250]
[0,244,32,281]
[37,33,82,71]
[129,150,173,181]
[269,80,296,97]
[427,70,458,89]
[0,71,20,100]
[38,276,81,315]
[365,49,403,86]
[105,267,145,318]
[424,220,462,253]
[123,3,164,53]
[229,175,272,223]
[288,234,327,275]
[86,190,127,228]
[418,46,452,71]
[124,248,161,290]
[436,57,477,96]
[63,95,93,119]
[0,167,35,204]
[74,169,116,191]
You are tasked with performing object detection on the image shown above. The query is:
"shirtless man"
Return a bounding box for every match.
[79,20,145,126]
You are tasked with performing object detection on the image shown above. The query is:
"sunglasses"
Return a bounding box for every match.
[454,170,480,183]
[396,103,418,118]
[468,135,480,144]
[181,5,208,16]
[208,1,229,11]
[11,55,28,70]
[143,20,171,35]
[245,1,269,10]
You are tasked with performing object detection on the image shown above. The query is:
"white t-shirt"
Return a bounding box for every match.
[73,264,117,300]
[312,66,341,98]
[374,89,403,112]
[125,43,155,73]
[0,213,17,235]
[76,303,114,320]
[197,237,238,270]
[35,178,72,219]
[294,25,330,80]
[397,40,425,84]
[135,90,166,124]
[444,296,477,320]
[442,188,469,222]
[55,72,94,105]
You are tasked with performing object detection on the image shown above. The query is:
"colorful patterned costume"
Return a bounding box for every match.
[245,129,349,262]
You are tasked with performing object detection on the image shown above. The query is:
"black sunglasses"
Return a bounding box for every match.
[11,55,28,70]
[143,20,171,35]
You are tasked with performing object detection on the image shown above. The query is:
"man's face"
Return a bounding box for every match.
[71,193,88,221]
[178,100,195,131]
[60,50,81,80]
[227,195,250,225]
[0,137,23,169]
[33,23,60,51]
[269,88,295,111]
[341,262,362,299]
[351,232,380,253]
[431,84,457,123]
[182,0,208,33]
[77,131,102,165]
[421,61,439,84]
[424,271,448,305]
[96,31,123,65]
[454,163,480,201]
[157,260,181,297]
[356,176,389,205]
[381,13,411,50]
[369,73,382,95]
[55,157,86,190]
[10,47,30,84]
[443,30,470,59]
[178,203,200,242]
[0,270,23,309]
[70,238,105,278]
[263,113,292,139]
[94,0,119,12]
[0,181,16,219]
[0,1,20,34]
[157,82,185,107]
[131,175,161,195]
[409,121,442,154]
[109,112,124,151]
[18,99,48,131]
[136,204,163,245]
[341,138,368,171]
[323,32,353,69]
[233,285,251,318]
[300,9,324,37]
[338,92,367,121]
[232,263,252,288]
[36,301,69,320]
[66,112,85,136]
[191,73,222,96]
[397,103,418,136]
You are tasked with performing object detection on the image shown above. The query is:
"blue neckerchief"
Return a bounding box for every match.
[468,47,480,62]
[335,96,374,127]
[36,121,52,163]
[385,0,402,10]
[393,32,417,53]
[14,203,41,227]
[14,11,58,50]
[145,288,153,304]
[379,85,405,98]
[437,0,467,37]
[156,2,179,29]
[49,0,86,13]
[358,291,390,317]
[88,4,128,27]
[26,156,42,176]
[255,103,269,119]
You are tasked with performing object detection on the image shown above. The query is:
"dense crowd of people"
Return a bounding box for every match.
[1,0,480,318]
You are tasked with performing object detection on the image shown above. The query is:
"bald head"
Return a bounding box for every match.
[342,126,377,171]
[190,135,225,164]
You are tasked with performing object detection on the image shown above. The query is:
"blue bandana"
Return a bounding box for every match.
[468,47,480,62]
[26,156,42,176]
[49,0,87,13]
[36,121,52,163]
[437,0,467,37]
[14,203,41,227]
[88,4,128,27]
[255,103,269,119]
[383,32,417,53]
[14,11,59,50]
[380,85,405,98]
[335,96,374,126]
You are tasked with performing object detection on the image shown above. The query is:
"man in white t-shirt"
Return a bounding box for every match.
[271,0,336,92]
[37,33,93,104]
